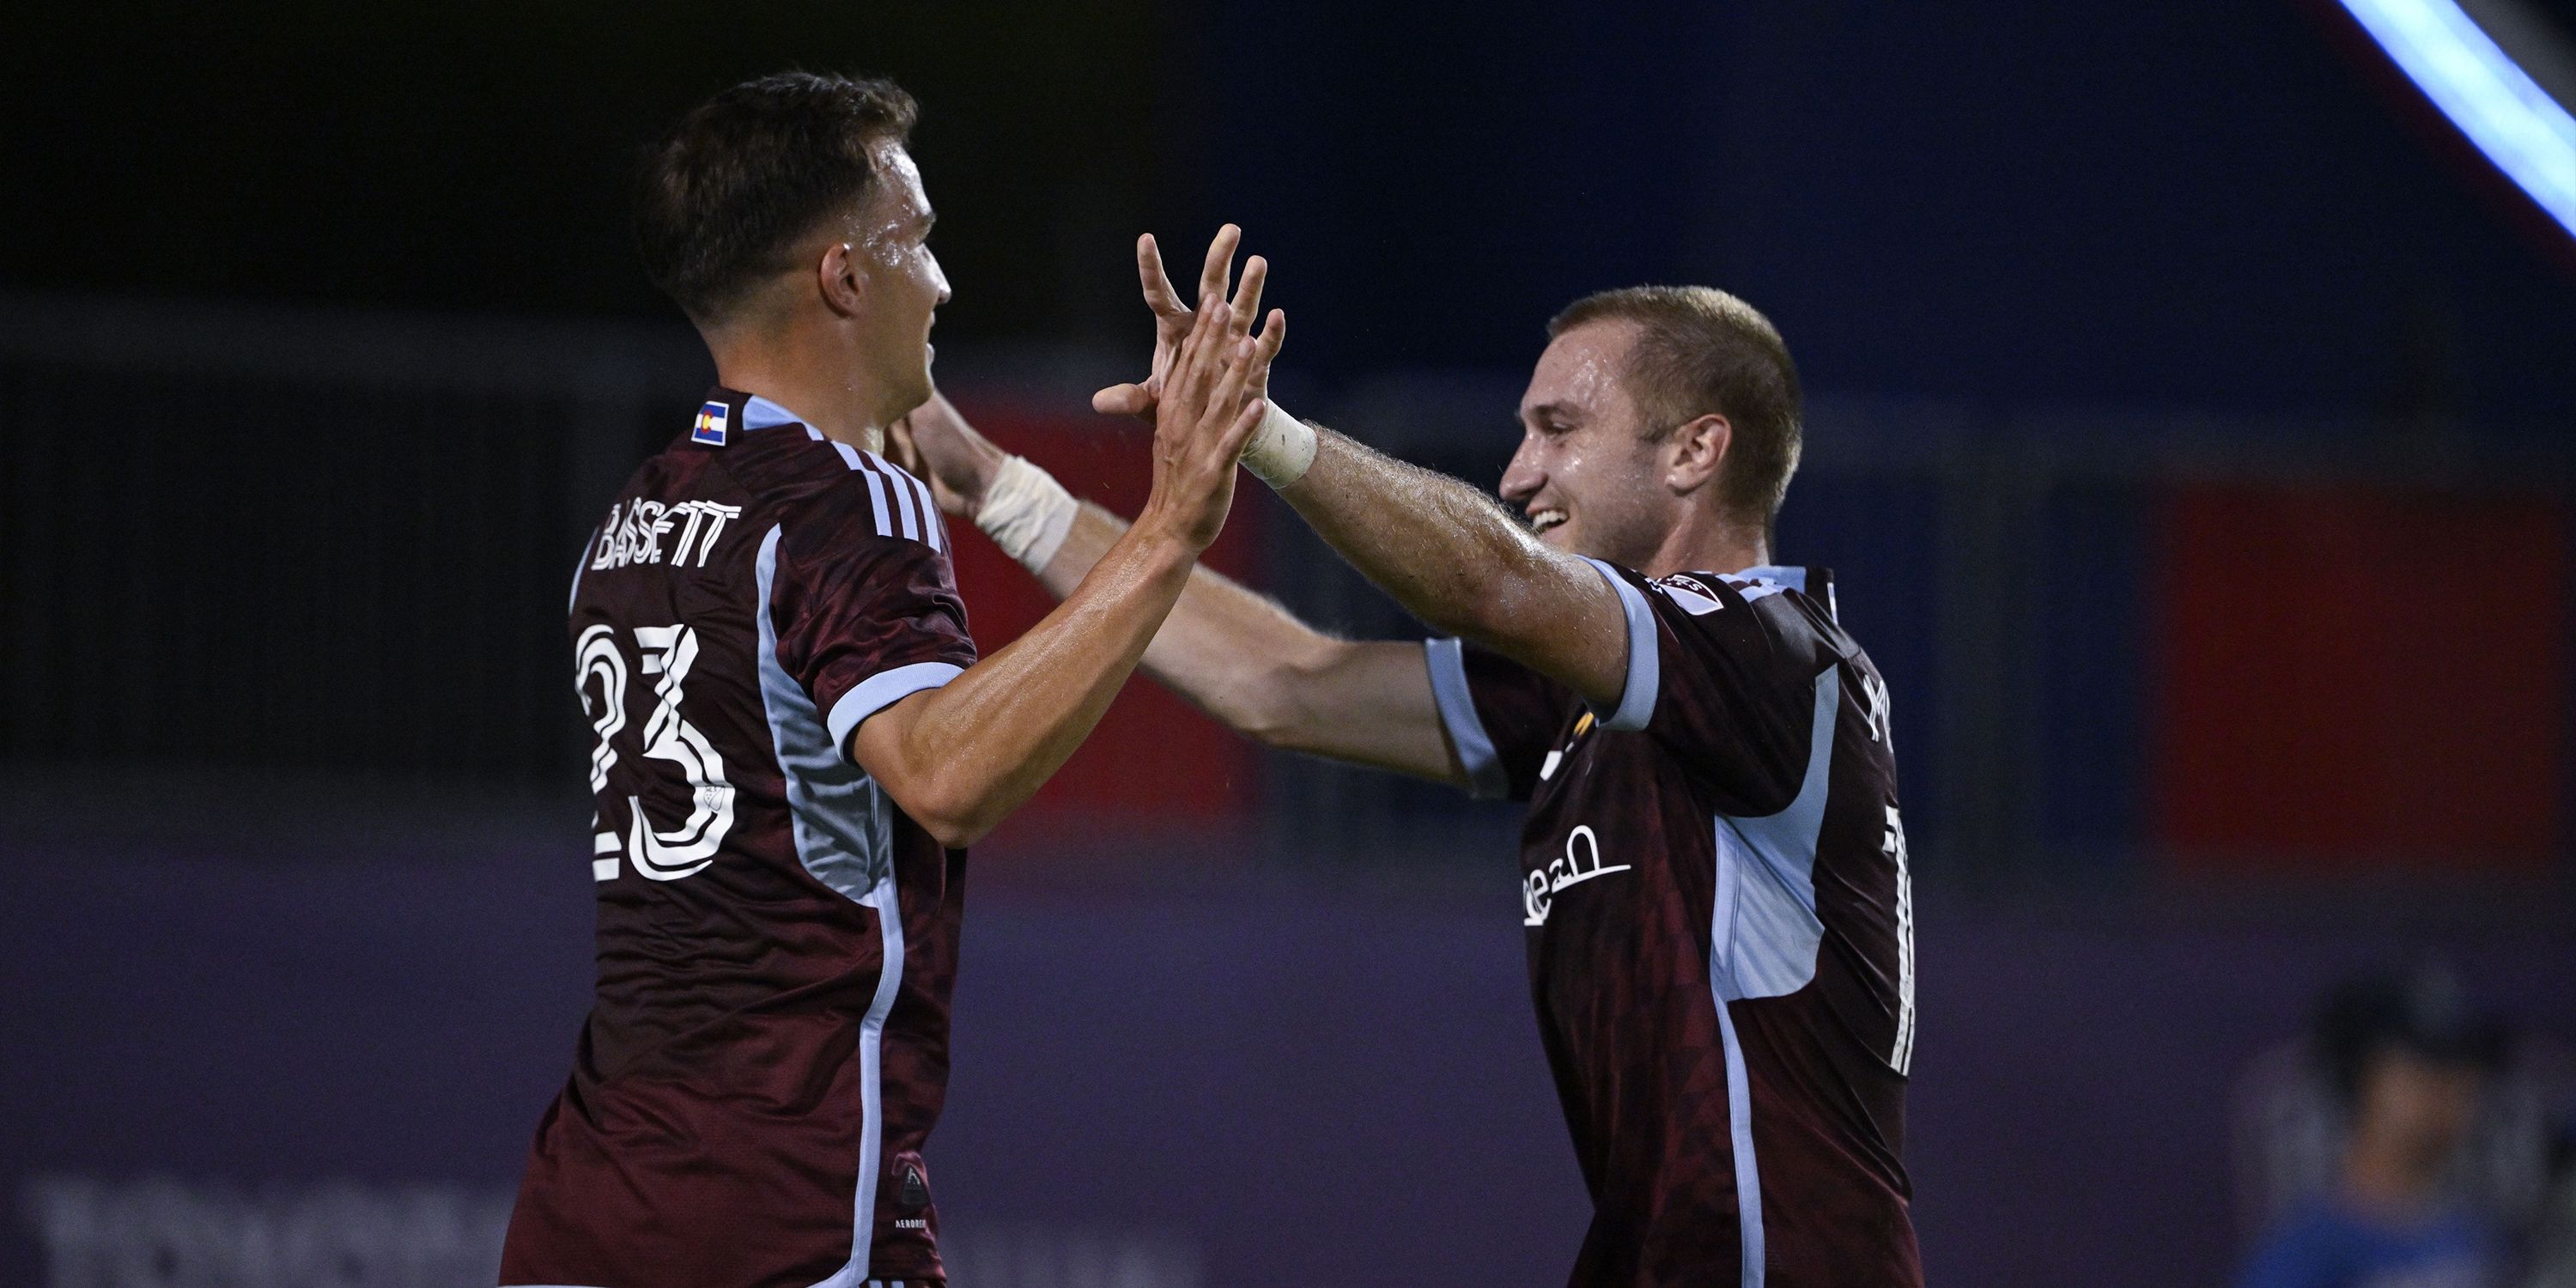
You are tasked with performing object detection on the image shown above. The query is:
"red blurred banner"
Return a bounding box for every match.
[2152,483,2565,875]
[942,397,1268,848]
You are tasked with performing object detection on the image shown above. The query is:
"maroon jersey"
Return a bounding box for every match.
[1425,562,1921,1288]
[502,388,975,1288]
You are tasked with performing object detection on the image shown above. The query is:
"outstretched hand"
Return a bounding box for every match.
[1137,257,1288,554]
[1093,224,1279,422]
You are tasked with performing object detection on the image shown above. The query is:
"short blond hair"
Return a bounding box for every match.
[1549,286,1802,529]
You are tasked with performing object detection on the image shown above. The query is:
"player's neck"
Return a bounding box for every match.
[705,334,889,455]
[1637,507,1769,580]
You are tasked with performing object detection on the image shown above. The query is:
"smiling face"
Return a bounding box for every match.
[1500,319,1682,568]
[838,142,950,422]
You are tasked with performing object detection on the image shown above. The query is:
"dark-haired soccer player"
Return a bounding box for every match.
[899,238,1921,1286]
[499,75,1283,1288]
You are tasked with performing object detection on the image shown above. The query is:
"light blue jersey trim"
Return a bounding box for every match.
[743,394,808,430]
[806,872,906,1288]
[568,526,598,611]
[826,662,965,757]
[1733,565,1806,592]
[1711,668,1840,1002]
[1732,564,1805,601]
[1424,638,1508,800]
[756,526,903,898]
[754,526,910,1285]
[1581,557,1659,731]
[1705,665,1840,1288]
[1714,996,1765,1287]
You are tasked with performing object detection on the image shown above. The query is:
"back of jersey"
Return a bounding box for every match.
[507,389,977,1288]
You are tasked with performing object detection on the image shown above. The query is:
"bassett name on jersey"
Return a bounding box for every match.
[591,498,744,572]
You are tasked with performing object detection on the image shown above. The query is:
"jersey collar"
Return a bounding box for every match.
[1728,564,1838,622]
[703,386,819,435]
[1733,564,1807,592]
[741,394,810,431]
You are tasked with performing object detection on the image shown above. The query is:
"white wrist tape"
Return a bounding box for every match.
[973,453,1078,572]
[1240,399,1317,489]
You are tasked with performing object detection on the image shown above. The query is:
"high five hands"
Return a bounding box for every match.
[1132,231,1287,553]
[1092,224,1285,426]
[891,225,1285,524]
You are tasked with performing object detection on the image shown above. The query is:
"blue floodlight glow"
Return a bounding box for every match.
[2339,0,2576,237]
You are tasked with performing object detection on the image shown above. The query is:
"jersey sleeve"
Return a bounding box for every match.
[1582,557,1826,815]
[1424,636,1573,802]
[767,481,979,762]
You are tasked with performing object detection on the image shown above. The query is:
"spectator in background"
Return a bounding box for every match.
[2521,1112,2576,1288]
[2239,967,2508,1288]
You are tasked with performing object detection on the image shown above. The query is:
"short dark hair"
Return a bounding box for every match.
[1547,286,1802,530]
[635,72,920,323]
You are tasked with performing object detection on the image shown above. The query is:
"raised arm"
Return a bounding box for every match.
[1273,426,1632,710]
[848,292,1276,848]
[893,227,1465,786]
[1097,225,1632,713]
[898,400,1464,784]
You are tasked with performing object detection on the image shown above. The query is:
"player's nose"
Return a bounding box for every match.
[1499,440,1546,507]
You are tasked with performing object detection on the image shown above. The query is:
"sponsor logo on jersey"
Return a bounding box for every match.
[691,399,730,447]
[1523,824,1631,926]
[1652,574,1727,616]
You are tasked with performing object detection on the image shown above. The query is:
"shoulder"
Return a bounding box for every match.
[720,434,950,558]
[1658,568,1859,676]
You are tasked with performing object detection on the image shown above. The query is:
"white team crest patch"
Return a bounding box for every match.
[1652,574,1726,616]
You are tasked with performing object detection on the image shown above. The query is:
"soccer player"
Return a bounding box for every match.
[499,75,1283,1288]
[896,234,1922,1286]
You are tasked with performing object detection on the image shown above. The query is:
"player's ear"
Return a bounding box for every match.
[1665,412,1731,496]
[816,241,866,319]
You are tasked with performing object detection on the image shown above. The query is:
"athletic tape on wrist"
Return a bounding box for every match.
[1241,400,1316,489]
[973,453,1078,572]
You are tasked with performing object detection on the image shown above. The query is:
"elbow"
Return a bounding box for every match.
[914,811,988,852]
[1222,652,1332,754]
[890,779,1002,851]
[1229,646,1367,757]
[912,799,999,850]
[1231,688,1309,753]
[919,796,1003,851]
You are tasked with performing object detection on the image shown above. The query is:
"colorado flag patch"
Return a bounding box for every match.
[691,400,730,447]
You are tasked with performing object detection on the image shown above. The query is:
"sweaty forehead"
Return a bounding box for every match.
[854,142,931,235]
[1521,319,1641,421]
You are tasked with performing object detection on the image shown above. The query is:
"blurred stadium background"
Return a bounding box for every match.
[4,3,2573,1285]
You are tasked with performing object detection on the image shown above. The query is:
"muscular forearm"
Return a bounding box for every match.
[1035,503,1328,732]
[1276,426,1629,707]
[1034,501,1461,779]
[854,525,1193,846]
